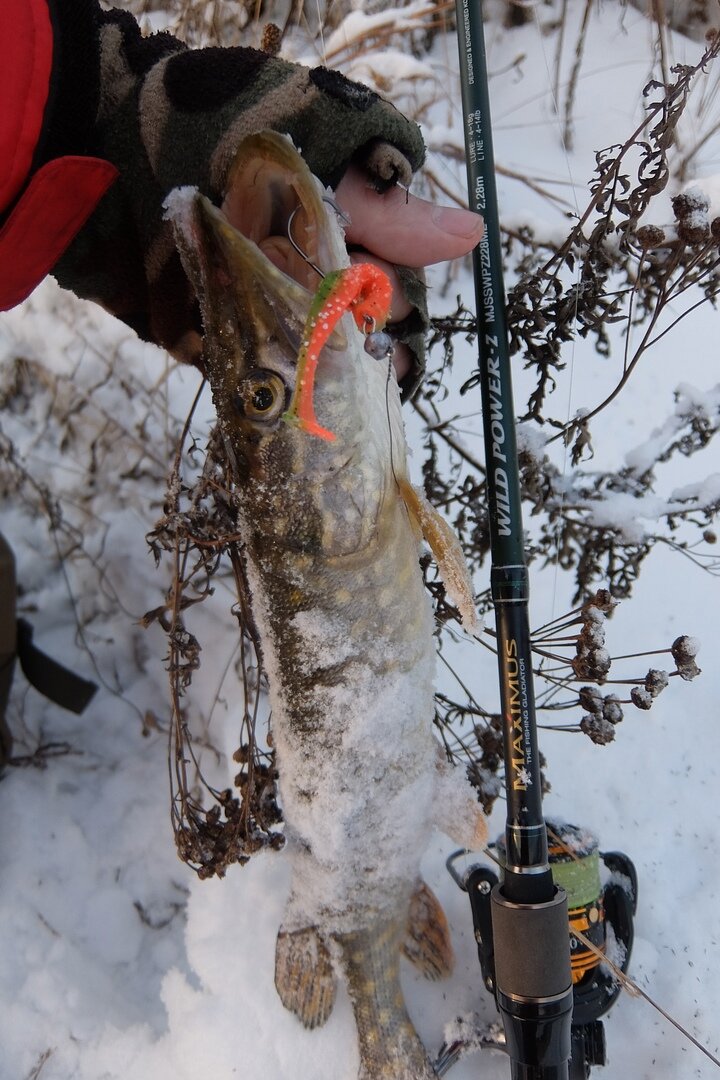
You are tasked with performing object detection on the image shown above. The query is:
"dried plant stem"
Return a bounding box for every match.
[424,158,575,212]
[541,37,720,282]
[24,1049,54,1080]
[651,0,672,92]
[552,0,569,113]
[549,241,720,444]
[562,0,593,152]
[413,399,486,475]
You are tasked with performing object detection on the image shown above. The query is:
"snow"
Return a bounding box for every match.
[624,383,720,475]
[2,3,720,1079]
[319,2,435,60]
[162,185,200,230]
[678,635,700,657]
[343,49,436,92]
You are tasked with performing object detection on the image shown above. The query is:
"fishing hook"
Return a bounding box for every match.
[286,197,351,279]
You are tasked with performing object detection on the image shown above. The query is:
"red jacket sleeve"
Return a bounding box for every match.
[0,0,118,311]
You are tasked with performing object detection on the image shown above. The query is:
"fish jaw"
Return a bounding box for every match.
[167,129,370,459]
[170,187,338,458]
[168,141,402,558]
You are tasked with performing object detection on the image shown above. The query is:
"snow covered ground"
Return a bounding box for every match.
[1,4,720,1079]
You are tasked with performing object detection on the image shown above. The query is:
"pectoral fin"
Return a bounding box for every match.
[403,881,455,981]
[275,926,337,1029]
[398,478,478,631]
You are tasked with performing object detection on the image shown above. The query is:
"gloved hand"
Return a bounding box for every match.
[55,4,438,395]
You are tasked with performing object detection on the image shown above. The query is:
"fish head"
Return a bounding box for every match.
[168,132,405,556]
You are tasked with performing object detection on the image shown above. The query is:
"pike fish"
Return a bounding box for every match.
[169,132,487,1080]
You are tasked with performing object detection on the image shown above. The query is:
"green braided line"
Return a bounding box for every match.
[551,850,602,910]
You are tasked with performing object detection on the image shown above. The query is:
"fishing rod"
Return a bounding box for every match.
[451,2,574,1076]
[443,5,639,1078]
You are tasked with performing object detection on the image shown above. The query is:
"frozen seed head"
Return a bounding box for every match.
[635,224,667,249]
[581,713,616,745]
[645,668,669,698]
[572,646,611,682]
[572,591,617,681]
[672,188,711,246]
[671,635,701,681]
[703,528,717,544]
[578,686,603,714]
[583,588,617,617]
[584,606,604,627]
[630,686,653,710]
[577,689,622,725]
[673,187,710,216]
[678,218,710,245]
[603,694,623,725]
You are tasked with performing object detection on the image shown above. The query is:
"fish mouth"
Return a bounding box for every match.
[169,132,349,412]
[220,131,339,294]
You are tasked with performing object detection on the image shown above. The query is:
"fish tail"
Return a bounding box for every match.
[338,920,438,1080]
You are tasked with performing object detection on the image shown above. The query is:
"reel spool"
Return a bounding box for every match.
[546,821,638,1077]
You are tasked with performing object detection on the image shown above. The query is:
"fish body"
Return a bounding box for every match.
[169,132,485,1079]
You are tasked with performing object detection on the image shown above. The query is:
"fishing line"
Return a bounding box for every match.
[521,0,583,638]
[315,0,327,65]
[384,354,401,491]
[570,927,720,1070]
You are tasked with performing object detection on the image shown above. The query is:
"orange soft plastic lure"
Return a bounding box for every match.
[283,263,393,441]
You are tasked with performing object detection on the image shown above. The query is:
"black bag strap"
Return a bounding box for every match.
[16,618,97,715]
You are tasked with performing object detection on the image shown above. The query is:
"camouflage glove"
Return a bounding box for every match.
[50,4,429,398]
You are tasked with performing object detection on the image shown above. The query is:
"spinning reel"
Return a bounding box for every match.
[441,821,637,1078]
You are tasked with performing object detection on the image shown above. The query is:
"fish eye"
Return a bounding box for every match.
[235,371,287,421]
